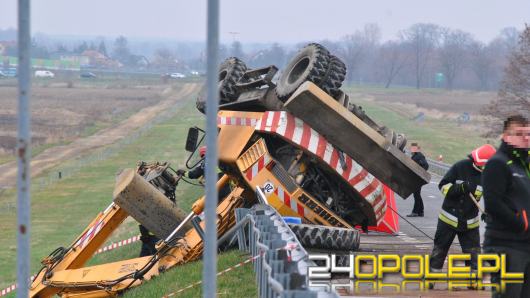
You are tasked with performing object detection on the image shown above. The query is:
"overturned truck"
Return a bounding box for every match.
[29,43,430,297]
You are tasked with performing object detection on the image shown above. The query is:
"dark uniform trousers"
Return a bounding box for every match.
[412,190,424,215]
[430,219,480,270]
[483,246,530,298]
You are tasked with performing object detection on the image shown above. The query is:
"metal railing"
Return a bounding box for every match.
[426,158,451,177]
[235,204,339,298]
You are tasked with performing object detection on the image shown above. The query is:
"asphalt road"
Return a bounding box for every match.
[392,173,486,250]
[332,174,491,297]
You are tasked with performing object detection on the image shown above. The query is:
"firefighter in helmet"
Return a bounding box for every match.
[429,144,496,276]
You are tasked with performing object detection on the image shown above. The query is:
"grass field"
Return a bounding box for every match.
[344,86,494,163]
[0,83,167,163]
[0,90,256,297]
[123,250,257,298]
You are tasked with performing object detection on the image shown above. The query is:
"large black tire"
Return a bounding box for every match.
[196,86,207,113]
[276,43,330,101]
[196,57,247,113]
[218,57,247,102]
[289,224,360,251]
[320,55,346,98]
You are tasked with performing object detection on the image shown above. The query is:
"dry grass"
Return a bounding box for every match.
[0,83,168,160]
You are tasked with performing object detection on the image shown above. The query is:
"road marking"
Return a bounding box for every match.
[397,232,421,243]
[415,244,432,249]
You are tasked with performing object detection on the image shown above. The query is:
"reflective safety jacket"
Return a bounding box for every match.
[438,158,483,231]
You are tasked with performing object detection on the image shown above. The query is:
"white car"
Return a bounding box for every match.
[170,72,186,79]
[35,70,55,78]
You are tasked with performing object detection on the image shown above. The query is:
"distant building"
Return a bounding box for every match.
[81,50,121,68]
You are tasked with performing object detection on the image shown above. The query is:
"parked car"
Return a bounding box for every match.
[80,72,97,78]
[170,72,186,79]
[34,70,55,78]
[0,70,6,78]
[2,68,17,77]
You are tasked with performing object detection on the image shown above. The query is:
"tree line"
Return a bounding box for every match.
[0,23,522,90]
[223,23,519,91]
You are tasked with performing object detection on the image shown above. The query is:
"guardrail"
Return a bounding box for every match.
[235,204,338,298]
[426,158,451,177]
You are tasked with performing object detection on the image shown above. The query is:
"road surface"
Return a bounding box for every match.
[335,173,491,297]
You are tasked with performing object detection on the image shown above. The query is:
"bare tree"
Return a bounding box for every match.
[98,40,108,57]
[376,41,410,88]
[439,29,473,89]
[112,36,131,65]
[339,23,381,82]
[400,23,441,89]
[248,43,286,68]
[153,48,176,68]
[469,41,496,90]
[482,25,530,135]
[499,27,521,51]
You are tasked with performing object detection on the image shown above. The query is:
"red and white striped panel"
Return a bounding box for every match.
[217,115,258,127]
[0,284,16,296]
[255,111,386,220]
[95,235,141,254]
[245,154,271,181]
[74,218,105,249]
[274,186,307,218]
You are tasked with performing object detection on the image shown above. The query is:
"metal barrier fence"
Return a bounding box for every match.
[426,158,451,177]
[235,204,338,298]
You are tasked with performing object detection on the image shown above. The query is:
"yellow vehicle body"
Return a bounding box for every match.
[30,82,426,297]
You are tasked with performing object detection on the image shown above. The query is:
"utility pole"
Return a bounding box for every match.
[203,0,219,297]
[17,0,32,297]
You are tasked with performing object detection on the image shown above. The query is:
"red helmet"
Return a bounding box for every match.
[199,146,207,158]
[471,144,496,167]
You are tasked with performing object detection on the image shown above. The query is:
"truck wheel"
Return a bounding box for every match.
[219,57,247,102]
[288,223,360,251]
[320,55,346,98]
[276,43,330,101]
[196,57,247,113]
[196,86,207,113]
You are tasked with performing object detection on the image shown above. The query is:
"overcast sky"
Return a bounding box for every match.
[1,0,529,43]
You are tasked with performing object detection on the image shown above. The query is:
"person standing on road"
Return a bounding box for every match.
[429,144,496,275]
[407,143,429,217]
[482,115,530,298]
